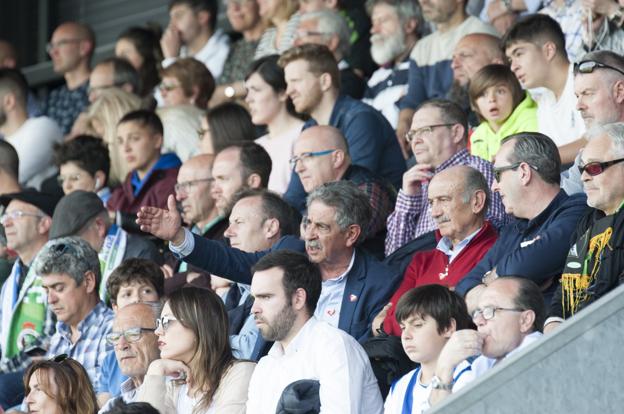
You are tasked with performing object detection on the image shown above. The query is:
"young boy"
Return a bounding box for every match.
[384,284,475,414]
[96,258,165,406]
[107,109,181,215]
[502,14,585,165]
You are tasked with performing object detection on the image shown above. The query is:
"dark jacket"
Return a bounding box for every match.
[456,191,590,304]
[183,234,402,342]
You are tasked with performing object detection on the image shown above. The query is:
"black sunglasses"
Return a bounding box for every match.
[574,60,624,77]
[578,157,624,176]
[50,353,69,363]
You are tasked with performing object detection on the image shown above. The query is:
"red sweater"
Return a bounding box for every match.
[383,222,498,336]
[107,167,179,214]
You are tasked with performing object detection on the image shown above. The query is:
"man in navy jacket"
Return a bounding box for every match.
[137,181,401,343]
[456,132,589,309]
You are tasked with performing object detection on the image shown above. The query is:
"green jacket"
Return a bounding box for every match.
[470,92,538,161]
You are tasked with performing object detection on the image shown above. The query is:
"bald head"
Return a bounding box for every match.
[299,126,350,154]
[177,153,217,225]
[115,302,159,323]
[55,22,95,49]
[0,40,17,68]
[452,33,503,86]
[182,153,215,173]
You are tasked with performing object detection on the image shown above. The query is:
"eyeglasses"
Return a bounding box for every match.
[174,178,215,194]
[0,210,45,225]
[471,306,524,321]
[57,173,82,186]
[159,82,181,92]
[492,162,540,182]
[578,157,624,176]
[289,149,336,170]
[106,327,157,345]
[46,38,83,53]
[404,123,455,143]
[574,60,624,77]
[156,315,179,332]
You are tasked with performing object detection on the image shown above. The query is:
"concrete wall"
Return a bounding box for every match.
[430,284,624,414]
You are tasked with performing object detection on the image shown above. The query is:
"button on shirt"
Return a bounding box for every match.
[246,317,383,414]
[314,251,355,328]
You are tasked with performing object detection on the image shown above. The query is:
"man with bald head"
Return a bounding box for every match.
[44,21,94,134]
[374,165,498,336]
[292,125,396,258]
[100,303,160,410]
[448,33,504,116]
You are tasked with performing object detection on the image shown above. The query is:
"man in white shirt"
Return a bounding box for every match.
[246,250,383,413]
[0,69,62,189]
[161,0,230,79]
[503,14,585,165]
[429,277,545,406]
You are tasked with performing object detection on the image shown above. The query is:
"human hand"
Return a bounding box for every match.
[402,164,434,196]
[147,359,192,385]
[487,0,509,22]
[136,195,184,244]
[160,25,182,59]
[371,303,392,336]
[436,330,484,379]
[543,321,562,335]
[161,264,174,279]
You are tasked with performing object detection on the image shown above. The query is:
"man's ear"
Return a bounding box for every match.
[450,123,466,145]
[613,79,624,104]
[83,270,98,294]
[292,287,308,312]
[343,224,361,248]
[263,217,280,240]
[39,216,52,236]
[519,309,536,333]
[246,173,263,189]
[441,318,457,338]
[153,133,164,150]
[331,149,346,169]
[319,72,333,92]
[1,92,16,111]
[471,189,487,215]
[542,41,558,62]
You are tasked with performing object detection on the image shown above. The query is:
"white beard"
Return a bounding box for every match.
[370,29,406,66]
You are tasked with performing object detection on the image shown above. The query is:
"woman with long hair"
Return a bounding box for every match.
[24,355,98,414]
[198,103,256,155]
[137,287,255,413]
[115,26,163,99]
[246,55,304,193]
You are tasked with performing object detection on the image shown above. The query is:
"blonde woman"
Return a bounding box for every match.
[156,105,205,162]
[254,0,301,58]
[87,88,142,186]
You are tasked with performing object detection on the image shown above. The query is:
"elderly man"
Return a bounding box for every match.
[545,123,624,333]
[377,166,498,336]
[429,277,545,405]
[99,303,160,412]
[294,10,365,99]
[562,50,624,195]
[385,99,506,256]
[363,0,422,129]
[247,250,383,413]
[0,190,59,409]
[138,181,401,342]
[456,132,589,310]
[49,190,162,299]
[292,125,395,258]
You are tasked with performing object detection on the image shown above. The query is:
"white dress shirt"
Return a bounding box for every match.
[246,317,383,414]
[162,29,230,79]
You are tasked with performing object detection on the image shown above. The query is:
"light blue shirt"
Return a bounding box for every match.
[314,252,355,328]
[435,227,482,263]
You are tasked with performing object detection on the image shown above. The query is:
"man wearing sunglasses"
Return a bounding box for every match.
[545,123,624,334]
[0,190,59,410]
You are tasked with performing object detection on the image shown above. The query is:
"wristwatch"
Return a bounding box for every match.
[431,375,454,391]
[224,85,236,99]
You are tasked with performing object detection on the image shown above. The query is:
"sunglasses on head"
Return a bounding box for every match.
[578,158,624,176]
[574,60,624,77]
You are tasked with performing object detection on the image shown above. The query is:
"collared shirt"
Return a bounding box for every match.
[385,149,507,255]
[47,301,114,390]
[454,331,543,392]
[246,317,383,414]
[314,251,355,328]
[43,81,89,135]
[363,57,410,129]
[540,0,585,62]
[436,226,482,264]
[178,216,225,273]
[98,378,140,414]
[162,29,230,79]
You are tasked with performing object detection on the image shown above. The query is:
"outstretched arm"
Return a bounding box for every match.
[136,195,185,245]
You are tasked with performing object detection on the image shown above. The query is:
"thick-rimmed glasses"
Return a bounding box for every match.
[174,178,215,194]
[106,327,157,345]
[493,162,540,182]
[289,150,336,170]
[405,123,455,143]
[157,315,179,332]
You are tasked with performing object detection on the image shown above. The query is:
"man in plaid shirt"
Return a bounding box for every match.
[385,99,507,256]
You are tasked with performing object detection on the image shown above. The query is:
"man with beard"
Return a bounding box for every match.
[363,0,423,129]
[447,33,504,123]
[246,250,383,413]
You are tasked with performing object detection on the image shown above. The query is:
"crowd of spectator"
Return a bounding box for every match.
[1,0,624,412]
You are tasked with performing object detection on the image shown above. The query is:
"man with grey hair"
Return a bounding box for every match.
[545,122,624,333]
[363,0,423,128]
[137,180,402,342]
[373,165,498,337]
[294,9,366,99]
[0,236,113,406]
[456,132,589,312]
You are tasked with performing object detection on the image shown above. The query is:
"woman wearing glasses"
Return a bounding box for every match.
[137,287,255,413]
[24,355,98,414]
[246,55,305,194]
